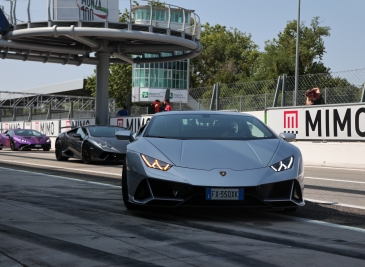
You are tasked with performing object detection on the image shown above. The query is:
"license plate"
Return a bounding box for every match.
[206,188,244,200]
[35,145,42,148]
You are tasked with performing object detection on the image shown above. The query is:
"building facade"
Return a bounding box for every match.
[131,5,192,103]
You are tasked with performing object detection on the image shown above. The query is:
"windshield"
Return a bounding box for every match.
[145,114,276,140]
[88,126,128,137]
[14,129,43,137]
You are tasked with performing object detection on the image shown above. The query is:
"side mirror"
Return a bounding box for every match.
[5,133,10,137]
[115,130,133,141]
[73,133,82,139]
[279,132,296,143]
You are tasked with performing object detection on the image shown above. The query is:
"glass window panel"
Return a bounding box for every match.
[168,62,172,69]
[159,62,163,68]
[180,80,184,89]
[168,80,172,88]
[158,79,163,88]
[158,69,164,79]
[163,79,168,88]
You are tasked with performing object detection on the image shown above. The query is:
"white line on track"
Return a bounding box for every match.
[305,165,365,172]
[305,198,365,210]
[0,166,120,188]
[0,159,121,177]
[1,166,365,234]
[306,177,365,184]
[271,212,365,234]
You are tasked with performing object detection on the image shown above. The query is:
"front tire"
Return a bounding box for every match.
[122,159,137,210]
[82,143,92,164]
[55,140,69,161]
[10,140,18,151]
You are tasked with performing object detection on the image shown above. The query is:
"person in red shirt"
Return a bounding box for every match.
[164,98,172,111]
[153,100,161,113]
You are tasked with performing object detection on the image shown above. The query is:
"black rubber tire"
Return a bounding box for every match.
[55,140,69,161]
[82,143,92,164]
[122,159,137,210]
[0,148,2,150]
[10,140,18,151]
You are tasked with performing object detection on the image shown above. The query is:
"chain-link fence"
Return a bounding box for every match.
[180,68,365,112]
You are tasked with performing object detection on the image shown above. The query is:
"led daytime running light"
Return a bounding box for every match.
[270,156,294,172]
[141,154,172,171]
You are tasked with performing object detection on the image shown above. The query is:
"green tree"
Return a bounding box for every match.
[190,23,260,89]
[254,17,331,80]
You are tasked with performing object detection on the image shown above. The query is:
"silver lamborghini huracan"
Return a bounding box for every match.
[116,111,304,210]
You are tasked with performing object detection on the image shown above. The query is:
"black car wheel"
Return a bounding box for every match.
[82,143,92,164]
[10,139,18,151]
[55,140,69,161]
[122,159,138,210]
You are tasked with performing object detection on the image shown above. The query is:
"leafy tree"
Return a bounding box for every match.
[190,23,260,90]
[254,16,331,80]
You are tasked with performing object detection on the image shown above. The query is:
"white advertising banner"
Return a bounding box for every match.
[0,121,25,133]
[60,118,96,132]
[132,88,188,103]
[31,120,61,137]
[110,116,152,132]
[53,0,119,22]
[266,104,365,141]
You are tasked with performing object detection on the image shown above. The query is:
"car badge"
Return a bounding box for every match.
[220,171,227,177]
[173,191,178,197]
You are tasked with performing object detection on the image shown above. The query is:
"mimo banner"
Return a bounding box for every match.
[266,103,365,141]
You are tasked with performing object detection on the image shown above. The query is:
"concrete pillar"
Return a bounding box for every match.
[95,52,110,125]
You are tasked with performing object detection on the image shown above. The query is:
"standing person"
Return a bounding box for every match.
[305,87,325,105]
[153,100,161,113]
[164,98,172,111]
[117,106,128,116]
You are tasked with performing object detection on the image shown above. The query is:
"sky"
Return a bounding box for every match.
[0,0,364,92]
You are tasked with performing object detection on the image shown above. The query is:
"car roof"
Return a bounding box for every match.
[152,110,255,117]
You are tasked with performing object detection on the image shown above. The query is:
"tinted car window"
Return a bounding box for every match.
[88,126,128,137]
[76,127,88,139]
[145,114,276,140]
[14,129,43,137]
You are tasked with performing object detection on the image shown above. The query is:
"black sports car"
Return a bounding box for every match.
[55,125,132,164]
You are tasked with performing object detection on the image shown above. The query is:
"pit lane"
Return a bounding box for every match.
[0,150,364,266]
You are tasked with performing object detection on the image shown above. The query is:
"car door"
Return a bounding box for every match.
[74,127,88,157]
[0,130,9,147]
[68,127,83,157]
[3,130,12,147]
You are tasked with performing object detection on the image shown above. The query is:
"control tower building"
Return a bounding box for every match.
[131,4,200,104]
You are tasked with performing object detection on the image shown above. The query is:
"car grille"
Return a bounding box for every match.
[134,178,303,208]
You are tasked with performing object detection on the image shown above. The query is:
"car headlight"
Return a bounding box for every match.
[141,154,172,171]
[270,156,294,172]
[20,139,27,143]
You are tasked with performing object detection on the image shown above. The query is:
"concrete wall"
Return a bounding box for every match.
[293,141,365,169]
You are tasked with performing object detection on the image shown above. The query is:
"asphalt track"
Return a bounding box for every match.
[0,150,364,266]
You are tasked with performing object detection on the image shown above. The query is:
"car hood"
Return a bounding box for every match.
[145,138,280,171]
[14,135,49,144]
[91,137,128,153]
